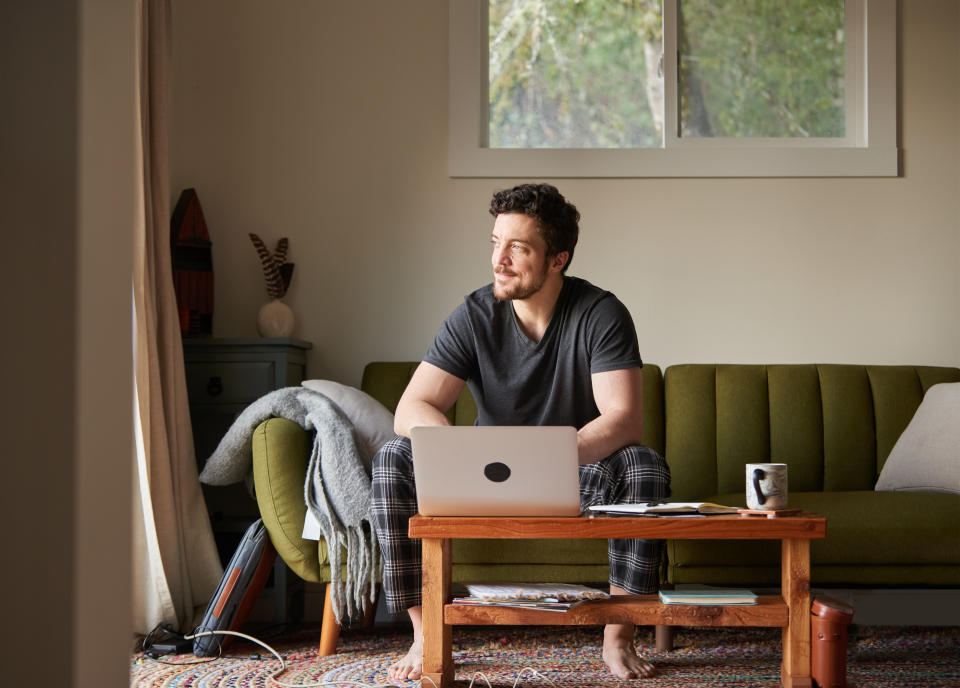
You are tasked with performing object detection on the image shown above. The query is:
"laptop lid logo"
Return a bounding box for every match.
[483,461,511,482]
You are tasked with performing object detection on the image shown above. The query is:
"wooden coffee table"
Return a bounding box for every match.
[409,512,826,688]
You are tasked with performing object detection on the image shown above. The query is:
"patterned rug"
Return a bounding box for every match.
[131,624,960,687]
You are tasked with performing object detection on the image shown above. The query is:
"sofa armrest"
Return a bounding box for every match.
[252,417,325,582]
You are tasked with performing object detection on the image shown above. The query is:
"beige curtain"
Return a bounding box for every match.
[132,0,223,634]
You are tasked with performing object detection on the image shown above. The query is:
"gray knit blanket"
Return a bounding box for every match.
[198,387,378,623]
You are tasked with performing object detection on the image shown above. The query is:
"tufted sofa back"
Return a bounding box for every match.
[360,361,959,501]
[663,364,960,500]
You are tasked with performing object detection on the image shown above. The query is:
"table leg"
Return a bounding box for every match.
[421,538,453,688]
[781,537,812,688]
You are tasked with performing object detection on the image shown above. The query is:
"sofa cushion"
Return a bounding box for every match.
[668,491,960,573]
[451,540,610,585]
[452,563,612,584]
[875,382,960,495]
[300,379,396,464]
[452,538,609,566]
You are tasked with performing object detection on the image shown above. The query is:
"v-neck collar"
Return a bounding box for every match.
[509,278,571,348]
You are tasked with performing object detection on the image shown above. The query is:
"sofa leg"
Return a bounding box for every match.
[318,583,341,656]
[655,624,675,651]
[655,575,675,651]
[361,585,379,628]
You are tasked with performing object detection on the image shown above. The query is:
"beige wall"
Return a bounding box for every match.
[76,1,136,684]
[0,1,134,686]
[172,0,959,387]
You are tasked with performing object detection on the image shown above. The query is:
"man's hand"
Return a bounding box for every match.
[577,367,644,464]
[393,361,466,437]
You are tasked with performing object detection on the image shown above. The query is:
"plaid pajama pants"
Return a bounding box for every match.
[371,435,672,613]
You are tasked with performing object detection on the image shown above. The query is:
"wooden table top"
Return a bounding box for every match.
[409,512,826,540]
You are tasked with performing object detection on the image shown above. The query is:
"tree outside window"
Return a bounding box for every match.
[488,0,846,149]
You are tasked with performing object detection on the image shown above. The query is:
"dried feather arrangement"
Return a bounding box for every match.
[249,233,295,299]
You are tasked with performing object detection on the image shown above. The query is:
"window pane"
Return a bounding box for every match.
[678,0,845,138]
[488,0,663,149]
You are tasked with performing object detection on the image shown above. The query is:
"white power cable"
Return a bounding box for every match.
[185,630,386,688]
[182,629,558,688]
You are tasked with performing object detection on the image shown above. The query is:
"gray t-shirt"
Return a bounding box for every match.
[423,276,642,428]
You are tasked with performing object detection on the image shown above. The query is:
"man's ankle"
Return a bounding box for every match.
[604,623,636,643]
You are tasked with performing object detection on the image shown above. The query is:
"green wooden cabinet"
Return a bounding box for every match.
[182,336,312,622]
[183,337,312,471]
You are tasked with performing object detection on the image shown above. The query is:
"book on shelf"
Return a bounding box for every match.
[658,588,758,605]
[587,501,741,516]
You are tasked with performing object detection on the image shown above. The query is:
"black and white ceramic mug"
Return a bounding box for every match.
[746,463,788,510]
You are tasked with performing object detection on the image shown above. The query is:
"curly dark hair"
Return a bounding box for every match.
[489,183,580,273]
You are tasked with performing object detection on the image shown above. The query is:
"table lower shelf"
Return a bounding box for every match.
[444,594,788,627]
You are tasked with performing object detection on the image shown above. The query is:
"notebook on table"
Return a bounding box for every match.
[410,425,582,517]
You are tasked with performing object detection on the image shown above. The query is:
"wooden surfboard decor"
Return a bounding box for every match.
[171,188,214,337]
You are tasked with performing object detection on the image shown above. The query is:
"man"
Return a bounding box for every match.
[371,183,671,681]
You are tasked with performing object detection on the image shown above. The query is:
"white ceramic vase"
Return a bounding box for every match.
[257,299,295,337]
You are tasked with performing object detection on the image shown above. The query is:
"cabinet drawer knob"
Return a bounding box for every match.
[206,376,223,396]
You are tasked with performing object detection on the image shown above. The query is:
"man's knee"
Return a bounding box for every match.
[607,445,671,495]
[373,435,413,471]
[608,445,666,470]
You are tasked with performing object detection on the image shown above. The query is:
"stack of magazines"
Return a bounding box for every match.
[452,583,609,612]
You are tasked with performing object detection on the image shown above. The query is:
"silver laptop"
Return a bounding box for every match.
[410,426,582,517]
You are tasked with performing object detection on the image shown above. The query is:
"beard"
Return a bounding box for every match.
[492,262,550,301]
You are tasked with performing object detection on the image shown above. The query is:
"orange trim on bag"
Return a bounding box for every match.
[213,567,242,618]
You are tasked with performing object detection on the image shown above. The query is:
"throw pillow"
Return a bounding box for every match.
[300,379,395,460]
[875,382,960,494]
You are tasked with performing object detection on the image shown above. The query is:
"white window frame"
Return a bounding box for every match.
[449,0,898,178]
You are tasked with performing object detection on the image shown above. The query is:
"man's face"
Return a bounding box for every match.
[490,213,556,301]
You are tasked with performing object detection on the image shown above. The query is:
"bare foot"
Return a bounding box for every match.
[388,636,423,682]
[602,624,657,679]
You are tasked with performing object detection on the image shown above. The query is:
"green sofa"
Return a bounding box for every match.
[252,361,960,652]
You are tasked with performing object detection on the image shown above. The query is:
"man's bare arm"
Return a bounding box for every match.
[393,361,467,437]
[577,367,644,465]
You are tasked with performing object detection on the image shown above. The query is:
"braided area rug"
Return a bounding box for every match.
[131,624,960,687]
